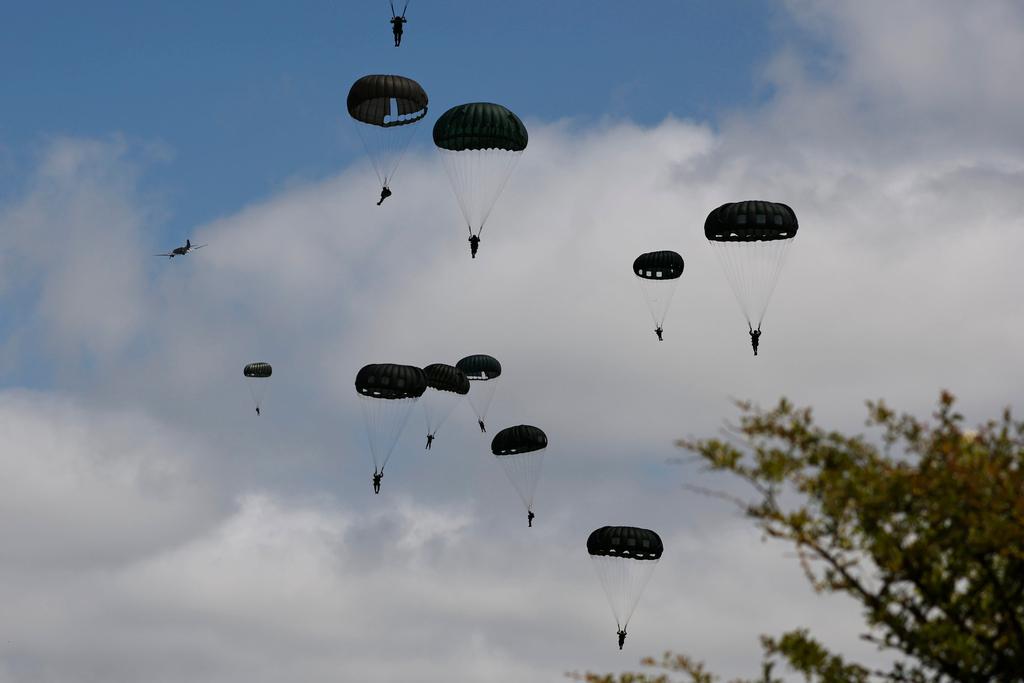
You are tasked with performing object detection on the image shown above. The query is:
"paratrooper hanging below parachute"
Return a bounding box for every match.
[587,526,663,649]
[433,103,527,258]
[456,354,502,432]
[347,74,428,205]
[491,425,548,527]
[704,201,798,356]
[633,250,684,342]
[355,363,427,494]
[389,1,408,47]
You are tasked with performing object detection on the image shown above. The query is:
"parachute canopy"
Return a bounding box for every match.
[587,526,664,560]
[704,200,798,242]
[423,363,470,395]
[347,75,428,127]
[456,354,502,380]
[433,102,528,151]
[491,425,547,455]
[243,362,272,378]
[355,363,427,399]
[633,251,684,280]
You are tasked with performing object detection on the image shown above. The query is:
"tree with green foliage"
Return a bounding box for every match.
[571,392,1024,683]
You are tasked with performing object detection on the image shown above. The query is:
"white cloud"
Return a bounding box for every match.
[1,2,1023,681]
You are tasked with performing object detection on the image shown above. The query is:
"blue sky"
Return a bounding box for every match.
[0,2,791,232]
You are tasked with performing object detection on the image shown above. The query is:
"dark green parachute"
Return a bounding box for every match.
[355,363,427,400]
[491,425,547,455]
[491,425,548,523]
[457,354,501,431]
[433,103,528,256]
[347,75,428,127]
[355,363,427,484]
[633,251,684,339]
[456,354,502,380]
[704,201,799,339]
[587,526,664,560]
[423,363,470,395]
[347,75,428,192]
[432,103,528,151]
[421,363,469,447]
[243,362,273,378]
[632,251,684,280]
[588,526,664,647]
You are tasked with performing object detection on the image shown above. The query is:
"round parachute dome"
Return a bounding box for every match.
[491,425,547,455]
[456,354,502,380]
[355,363,427,399]
[704,201,798,242]
[433,103,528,152]
[347,75,428,128]
[633,251,684,280]
[423,363,470,395]
[243,362,272,378]
[587,526,663,560]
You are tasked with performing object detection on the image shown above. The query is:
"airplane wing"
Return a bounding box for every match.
[192,244,208,250]
[153,252,174,257]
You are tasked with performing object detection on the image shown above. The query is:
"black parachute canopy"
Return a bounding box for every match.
[433,103,528,152]
[704,201,798,242]
[347,75,428,128]
[423,363,470,395]
[243,362,272,378]
[587,526,663,560]
[456,354,502,380]
[491,425,547,455]
[633,251,684,280]
[355,363,427,399]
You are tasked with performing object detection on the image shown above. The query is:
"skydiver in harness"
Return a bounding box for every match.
[617,628,627,649]
[372,469,383,494]
[527,510,535,527]
[655,326,663,342]
[377,185,392,206]
[468,234,480,258]
[390,1,407,46]
[425,433,434,450]
[478,418,486,433]
[749,323,761,356]
[255,406,260,416]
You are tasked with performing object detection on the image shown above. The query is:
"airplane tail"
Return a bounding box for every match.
[186,239,191,248]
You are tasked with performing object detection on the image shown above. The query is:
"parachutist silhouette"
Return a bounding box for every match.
[654,326,663,342]
[468,234,480,258]
[749,324,761,356]
[377,186,392,206]
[527,510,535,527]
[372,470,383,494]
[255,406,260,416]
[425,433,434,450]
[617,629,627,650]
[390,16,406,46]
[478,419,486,433]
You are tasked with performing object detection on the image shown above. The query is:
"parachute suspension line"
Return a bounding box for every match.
[710,238,793,328]
[246,377,270,412]
[590,555,659,630]
[422,390,463,439]
[635,276,680,328]
[358,395,418,472]
[353,114,422,189]
[497,450,546,511]
[438,148,523,236]
[466,379,498,425]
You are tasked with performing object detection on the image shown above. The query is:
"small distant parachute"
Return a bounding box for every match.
[491,425,547,526]
[243,362,272,415]
[347,74,428,195]
[433,103,528,257]
[587,526,663,649]
[633,250,684,341]
[705,201,798,347]
[456,354,502,432]
[421,363,470,449]
[355,363,427,487]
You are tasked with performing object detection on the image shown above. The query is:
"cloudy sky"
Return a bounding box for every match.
[1,2,1023,681]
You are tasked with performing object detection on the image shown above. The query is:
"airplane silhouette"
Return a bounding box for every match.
[154,239,207,259]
